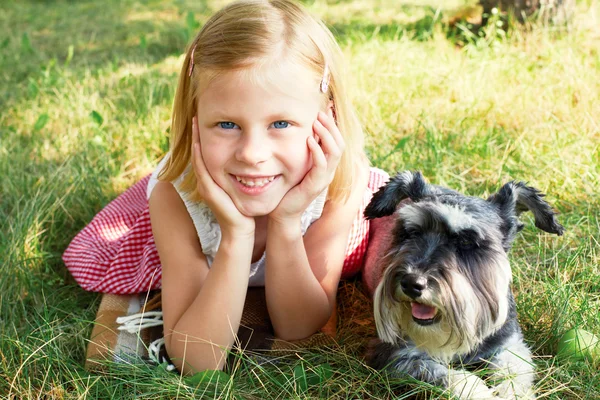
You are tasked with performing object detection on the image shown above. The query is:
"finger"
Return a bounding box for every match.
[191,117,200,159]
[318,110,345,151]
[192,142,207,179]
[313,119,342,161]
[307,135,327,171]
[191,119,209,179]
[190,118,200,170]
[307,136,338,192]
[191,116,198,144]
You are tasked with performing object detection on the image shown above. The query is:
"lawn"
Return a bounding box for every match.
[1,0,599,398]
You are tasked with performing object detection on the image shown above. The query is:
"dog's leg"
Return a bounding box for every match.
[447,369,507,400]
[369,341,507,399]
[488,334,536,399]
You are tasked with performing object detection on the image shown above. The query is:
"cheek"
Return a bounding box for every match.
[285,141,312,179]
[200,140,228,180]
[281,131,312,168]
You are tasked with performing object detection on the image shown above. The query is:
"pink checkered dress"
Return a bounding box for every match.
[63,168,389,294]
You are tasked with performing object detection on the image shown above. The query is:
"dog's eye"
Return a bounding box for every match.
[457,237,478,250]
[454,229,482,250]
[403,227,420,238]
[459,238,473,248]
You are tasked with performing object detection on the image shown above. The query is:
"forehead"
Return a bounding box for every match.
[398,196,500,235]
[196,60,324,116]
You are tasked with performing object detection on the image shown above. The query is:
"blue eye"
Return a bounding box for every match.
[272,121,289,129]
[218,122,239,130]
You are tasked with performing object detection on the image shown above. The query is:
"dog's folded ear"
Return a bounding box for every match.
[364,171,431,219]
[487,181,565,236]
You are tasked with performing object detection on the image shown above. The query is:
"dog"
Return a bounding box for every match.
[362,171,564,400]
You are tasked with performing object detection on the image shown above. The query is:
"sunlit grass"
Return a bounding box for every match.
[1,0,599,398]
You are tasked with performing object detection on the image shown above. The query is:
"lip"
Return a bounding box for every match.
[234,174,276,179]
[229,174,280,196]
[412,315,441,326]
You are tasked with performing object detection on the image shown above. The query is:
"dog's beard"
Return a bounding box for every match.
[374,254,512,361]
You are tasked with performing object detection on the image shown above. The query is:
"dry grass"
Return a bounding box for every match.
[1,0,599,398]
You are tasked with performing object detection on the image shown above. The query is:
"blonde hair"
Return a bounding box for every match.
[160,0,367,203]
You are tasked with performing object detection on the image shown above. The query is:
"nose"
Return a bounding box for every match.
[235,131,271,165]
[400,274,427,299]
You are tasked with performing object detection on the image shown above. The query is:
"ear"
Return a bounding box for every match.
[487,181,564,235]
[364,171,430,220]
[326,100,336,122]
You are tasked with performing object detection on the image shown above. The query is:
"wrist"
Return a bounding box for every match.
[220,224,255,243]
[267,216,303,239]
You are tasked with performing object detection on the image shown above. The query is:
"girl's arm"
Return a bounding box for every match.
[149,180,253,373]
[265,161,369,340]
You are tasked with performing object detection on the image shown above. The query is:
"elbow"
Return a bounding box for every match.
[274,328,307,342]
[166,343,228,374]
[164,332,228,375]
[273,305,334,341]
[275,329,313,342]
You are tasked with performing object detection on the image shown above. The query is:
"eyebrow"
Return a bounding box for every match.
[206,112,299,123]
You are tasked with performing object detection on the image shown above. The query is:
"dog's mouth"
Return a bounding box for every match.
[411,302,439,326]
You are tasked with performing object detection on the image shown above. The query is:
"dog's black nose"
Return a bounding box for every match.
[400,274,427,299]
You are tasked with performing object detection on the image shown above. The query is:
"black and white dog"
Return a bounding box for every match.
[363,171,564,399]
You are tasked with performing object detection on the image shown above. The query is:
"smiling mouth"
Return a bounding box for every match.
[234,175,277,187]
[410,302,440,326]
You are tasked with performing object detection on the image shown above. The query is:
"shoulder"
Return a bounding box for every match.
[149,180,189,225]
[149,181,209,296]
[302,160,369,292]
[149,181,206,260]
[305,159,369,243]
[324,159,370,220]
[149,179,180,206]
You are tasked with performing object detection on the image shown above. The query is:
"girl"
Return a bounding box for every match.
[64,0,388,374]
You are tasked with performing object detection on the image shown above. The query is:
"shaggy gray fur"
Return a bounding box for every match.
[364,171,563,399]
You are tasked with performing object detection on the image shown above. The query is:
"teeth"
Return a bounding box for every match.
[235,176,275,187]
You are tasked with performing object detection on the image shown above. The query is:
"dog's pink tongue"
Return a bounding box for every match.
[411,302,437,320]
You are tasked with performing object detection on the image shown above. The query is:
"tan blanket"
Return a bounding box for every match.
[85,282,374,372]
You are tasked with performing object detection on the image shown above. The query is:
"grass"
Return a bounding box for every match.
[1,0,599,398]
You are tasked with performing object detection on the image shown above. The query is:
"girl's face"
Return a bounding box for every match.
[196,62,326,217]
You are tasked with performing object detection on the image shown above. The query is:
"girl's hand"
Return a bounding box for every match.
[191,116,255,238]
[270,109,345,224]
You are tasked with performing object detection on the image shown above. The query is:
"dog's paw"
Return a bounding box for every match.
[448,370,509,400]
[493,381,536,400]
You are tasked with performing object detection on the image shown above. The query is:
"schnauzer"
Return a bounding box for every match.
[363,171,564,400]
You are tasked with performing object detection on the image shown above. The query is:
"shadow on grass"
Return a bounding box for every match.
[329,5,446,44]
[0,2,202,332]
[0,0,213,108]
[1,0,451,98]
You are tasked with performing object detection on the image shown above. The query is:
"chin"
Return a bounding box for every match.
[235,200,279,218]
